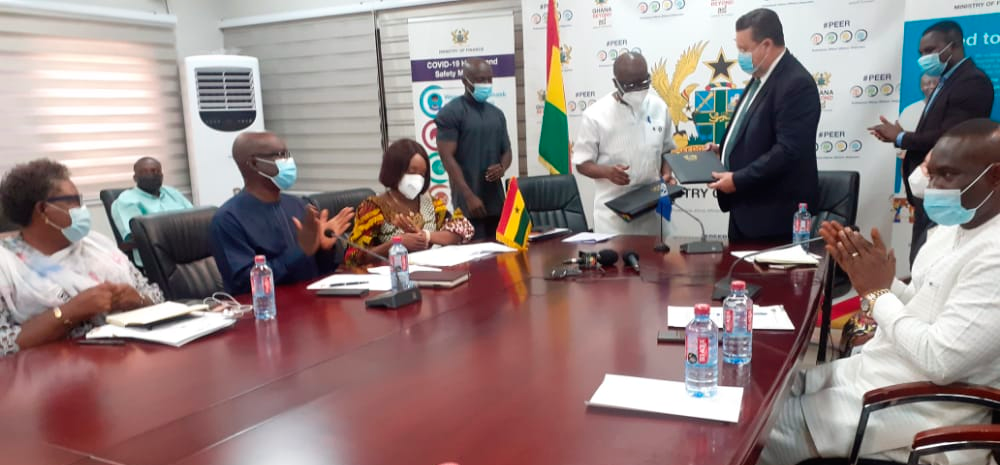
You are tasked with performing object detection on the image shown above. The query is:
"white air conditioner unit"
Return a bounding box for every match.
[179,55,265,206]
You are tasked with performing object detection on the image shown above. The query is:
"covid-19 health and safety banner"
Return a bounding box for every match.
[521,0,1000,272]
[408,11,520,207]
[889,1,1000,272]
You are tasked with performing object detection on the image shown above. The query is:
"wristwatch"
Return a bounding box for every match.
[52,307,73,326]
[861,289,891,316]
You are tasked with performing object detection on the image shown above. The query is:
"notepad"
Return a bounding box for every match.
[732,247,820,266]
[586,374,743,423]
[106,301,200,327]
[307,274,392,291]
[562,232,617,243]
[407,242,517,267]
[666,305,795,331]
[366,265,442,275]
[86,312,235,348]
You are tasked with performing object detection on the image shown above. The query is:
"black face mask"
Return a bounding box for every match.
[136,174,163,194]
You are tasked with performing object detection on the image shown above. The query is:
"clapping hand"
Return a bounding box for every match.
[818,221,896,297]
[318,207,355,251]
[868,116,903,143]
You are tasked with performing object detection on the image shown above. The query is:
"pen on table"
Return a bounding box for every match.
[328,281,369,288]
[77,339,125,346]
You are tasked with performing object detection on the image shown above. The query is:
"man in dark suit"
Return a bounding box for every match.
[869,20,994,268]
[707,8,821,242]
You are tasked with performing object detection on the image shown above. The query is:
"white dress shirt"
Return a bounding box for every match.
[722,49,786,167]
[800,213,1000,465]
[572,92,676,235]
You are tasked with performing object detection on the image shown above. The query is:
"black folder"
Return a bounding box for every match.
[604,181,684,222]
[664,151,726,184]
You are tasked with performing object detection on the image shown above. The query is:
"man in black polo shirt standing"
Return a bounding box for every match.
[436,58,513,240]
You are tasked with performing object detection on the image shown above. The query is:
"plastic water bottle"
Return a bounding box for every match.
[792,202,812,246]
[250,255,276,320]
[685,303,719,398]
[388,236,411,291]
[722,280,753,365]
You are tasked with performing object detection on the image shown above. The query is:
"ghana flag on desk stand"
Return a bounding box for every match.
[496,176,532,250]
[538,0,570,174]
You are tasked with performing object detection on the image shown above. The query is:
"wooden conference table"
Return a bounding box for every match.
[0,236,828,465]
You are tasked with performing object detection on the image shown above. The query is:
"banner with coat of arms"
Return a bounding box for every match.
[520,0,909,248]
[408,12,520,207]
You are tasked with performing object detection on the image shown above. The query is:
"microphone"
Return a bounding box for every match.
[332,232,390,263]
[563,249,618,269]
[673,201,724,254]
[623,250,640,273]
[711,235,830,300]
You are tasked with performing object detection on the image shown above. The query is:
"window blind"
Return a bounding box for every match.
[0,9,189,202]
[222,13,385,194]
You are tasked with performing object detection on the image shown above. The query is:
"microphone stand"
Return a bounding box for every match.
[674,202,724,254]
[711,235,826,300]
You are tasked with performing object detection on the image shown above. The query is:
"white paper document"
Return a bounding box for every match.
[562,232,617,243]
[586,374,743,423]
[731,247,820,266]
[106,301,194,327]
[666,305,795,331]
[407,242,516,267]
[86,312,235,348]
[307,274,392,291]
[366,265,441,275]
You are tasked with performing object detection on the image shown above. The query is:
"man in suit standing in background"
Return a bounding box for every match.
[707,8,821,242]
[869,20,994,268]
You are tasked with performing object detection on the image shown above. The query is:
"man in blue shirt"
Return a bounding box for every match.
[210,132,354,294]
[112,157,194,266]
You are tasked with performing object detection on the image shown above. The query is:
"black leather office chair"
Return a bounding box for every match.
[99,188,131,252]
[131,207,223,300]
[307,187,376,233]
[812,171,860,363]
[516,174,589,233]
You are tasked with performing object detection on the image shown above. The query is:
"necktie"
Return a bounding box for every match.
[723,79,761,169]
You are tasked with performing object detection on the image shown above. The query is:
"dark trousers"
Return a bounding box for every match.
[909,198,934,271]
[470,215,501,241]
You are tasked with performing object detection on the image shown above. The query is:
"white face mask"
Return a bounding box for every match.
[397,174,425,200]
[908,167,929,199]
[621,89,647,109]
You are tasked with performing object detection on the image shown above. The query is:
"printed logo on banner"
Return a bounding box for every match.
[814,72,834,111]
[535,89,546,117]
[811,19,869,51]
[428,151,448,185]
[597,39,636,67]
[637,0,687,19]
[892,198,915,225]
[851,72,897,104]
[593,0,613,28]
[421,120,439,151]
[451,29,470,45]
[419,85,445,118]
[569,90,598,116]
[530,2,574,30]
[710,0,735,16]
[815,130,863,158]
[561,43,574,69]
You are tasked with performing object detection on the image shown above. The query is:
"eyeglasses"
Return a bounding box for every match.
[615,76,651,92]
[45,195,83,207]
[253,151,292,161]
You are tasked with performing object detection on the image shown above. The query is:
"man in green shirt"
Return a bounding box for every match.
[111,157,193,265]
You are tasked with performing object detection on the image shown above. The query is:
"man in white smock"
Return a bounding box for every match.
[573,52,676,235]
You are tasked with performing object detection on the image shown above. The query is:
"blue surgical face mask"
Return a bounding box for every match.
[918,42,953,78]
[472,84,492,102]
[923,164,995,226]
[738,43,765,74]
[256,157,297,191]
[45,203,92,243]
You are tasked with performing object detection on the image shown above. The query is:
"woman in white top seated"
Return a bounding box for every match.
[0,159,163,356]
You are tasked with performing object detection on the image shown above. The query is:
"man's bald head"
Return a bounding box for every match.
[133,157,160,173]
[927,118,1000,228]
[613,52,648,85]
[463,58,493,84]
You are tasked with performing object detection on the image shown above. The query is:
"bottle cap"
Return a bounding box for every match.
[392,236,402,244]
[731,280,746,291]
[799,202,808,209]
[254,255,265,265]
[694,303,711,316]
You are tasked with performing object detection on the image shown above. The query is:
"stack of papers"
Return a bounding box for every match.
[407,242,516,267]
[666,305,795,331]
[562,232,617,243]
[307,274,391,291]
[366,265,441,275]
[529,227,571,241]
[86,312,235,347]
[586,374,743,423]
[732,247,820,266]
[106,301,197,327]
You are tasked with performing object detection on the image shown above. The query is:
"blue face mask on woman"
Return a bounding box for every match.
[256,157,298,191]
[917,42,953,78]
[923,163,996,226]
[45,203,92,243]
